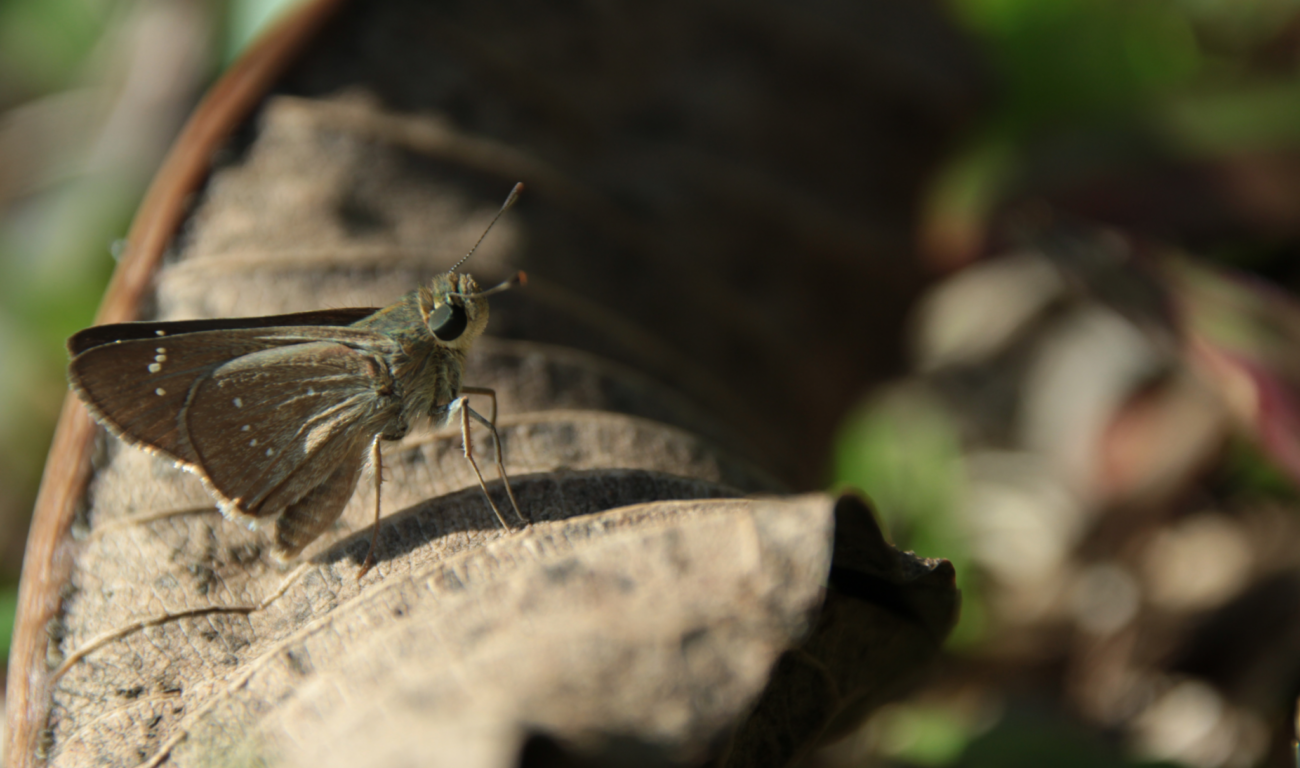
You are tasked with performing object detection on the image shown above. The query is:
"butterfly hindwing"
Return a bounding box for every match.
[272,447,369,557]
[182,338,403,520]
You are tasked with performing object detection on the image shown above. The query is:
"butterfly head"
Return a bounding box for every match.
[418,273,490,349]
[415,183,526,348]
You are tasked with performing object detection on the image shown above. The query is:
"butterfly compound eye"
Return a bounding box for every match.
[428,302,469,342]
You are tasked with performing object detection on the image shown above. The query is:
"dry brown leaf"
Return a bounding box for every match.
[54,493,830,768]
[12,0,979,764]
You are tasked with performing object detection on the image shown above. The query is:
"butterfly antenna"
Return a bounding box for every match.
[455,272,527,300]
[447,182,524,274]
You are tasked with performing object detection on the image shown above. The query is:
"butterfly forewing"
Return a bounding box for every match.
[67,309,380,356]
[69,333,306,465]
[183,339,402,520]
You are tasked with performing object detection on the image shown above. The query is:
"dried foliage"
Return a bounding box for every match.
[8,0,979,765]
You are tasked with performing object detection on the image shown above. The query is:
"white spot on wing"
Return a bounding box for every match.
[233,397,243,408]
[155,330,166,336]
[241,425,250,432]
[249,439,258,447]
[148,363,161,373]
[156,347,166,353]
[265,448,274,457]
[155,388,166,396]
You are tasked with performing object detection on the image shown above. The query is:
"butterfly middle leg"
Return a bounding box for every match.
[358,438,383,578]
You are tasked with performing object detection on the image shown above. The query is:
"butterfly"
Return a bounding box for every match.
[68,184,528,576]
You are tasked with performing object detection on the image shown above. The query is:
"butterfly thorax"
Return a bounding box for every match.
[350,273,489,438]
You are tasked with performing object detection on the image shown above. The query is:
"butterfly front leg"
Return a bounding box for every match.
[446,390,527,529]
[461,385,498,426]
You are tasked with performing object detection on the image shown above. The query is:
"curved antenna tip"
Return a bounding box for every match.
[457,270,527,300]
[447,183,526,274]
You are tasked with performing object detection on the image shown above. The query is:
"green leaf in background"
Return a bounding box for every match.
[225,0,305,62]
[0,0,120,100]
[0,584,16,662]
[834,387,987,646]
[924,0,1300,268]
[952,0,1202,130]
[872,702,978,766]
[958,707,1184,768]
[0,0,289,675]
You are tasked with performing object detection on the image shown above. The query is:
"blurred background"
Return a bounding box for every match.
[0,0,298,676]
[4,0,1300,766]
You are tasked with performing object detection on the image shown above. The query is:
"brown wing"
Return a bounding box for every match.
[182,340,401,519]
[69,327,402,516]
[69,331,297,465]
[67,308,380,356]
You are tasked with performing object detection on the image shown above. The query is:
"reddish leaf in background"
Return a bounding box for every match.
[1174,259,1300,487]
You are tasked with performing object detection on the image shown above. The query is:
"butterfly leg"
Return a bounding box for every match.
[273,450,364,560]
[461,385,498,425]
[457,398,510,529]
[454,397,516,530]
[357,437,383,579]
[461,386,527,525]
